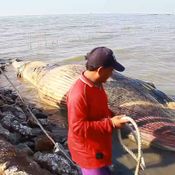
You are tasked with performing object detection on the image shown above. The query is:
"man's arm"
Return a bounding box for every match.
[67,93,113,138]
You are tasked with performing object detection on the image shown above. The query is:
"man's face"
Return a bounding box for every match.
[97,66,114,83]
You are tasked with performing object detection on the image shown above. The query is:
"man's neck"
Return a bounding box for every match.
[84,70,102,86]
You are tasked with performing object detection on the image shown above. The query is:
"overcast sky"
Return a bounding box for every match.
[0,0,175,16]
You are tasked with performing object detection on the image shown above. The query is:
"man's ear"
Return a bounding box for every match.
[97,66,104,76]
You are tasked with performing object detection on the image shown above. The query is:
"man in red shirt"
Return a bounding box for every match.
[67,47,128,175]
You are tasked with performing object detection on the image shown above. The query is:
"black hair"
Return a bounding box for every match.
[85,61,99,71]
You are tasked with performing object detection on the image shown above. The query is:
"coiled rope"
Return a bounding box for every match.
[118,116,145,175]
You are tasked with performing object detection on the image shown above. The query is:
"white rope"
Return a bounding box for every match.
[0,67,76,167]
[118,116,145,175]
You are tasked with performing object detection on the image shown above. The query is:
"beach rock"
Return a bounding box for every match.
[34,152,80,175]
[1,104,17,113]
[3,166,29,175]
[7,132,22,144]
[9,93,18,101]
[0,125,22,144]
[2,113,32,133]
[14,97,24,107]
[16,143,34,155]
[0,124,21,144]
[11,120,33,136]
[1,114,33,137]
[27,117,48,128]
[16,113,27,122]
[4,96,14,105]
[27,117,38,127]
[0,136,52,175]
[0,121,22,144]
[32,108,48,119]
[0,89,13,96]
[0,123,10,138]
[34,134,54,151]
[1,111,15,130]
[48,124,68,146]
[0,65,6,73]
[31,127,43,136]
[0,93,6,101]
[0,99,3,106]
[1,105,26,121]
[24,141,35,151]
[13,106,26,120]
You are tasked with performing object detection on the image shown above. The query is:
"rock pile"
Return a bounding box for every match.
[0,88,80,175]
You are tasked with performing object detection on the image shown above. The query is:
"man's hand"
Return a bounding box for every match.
[110,115,129,128]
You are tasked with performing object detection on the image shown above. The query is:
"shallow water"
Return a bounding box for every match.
[0,14,175,113]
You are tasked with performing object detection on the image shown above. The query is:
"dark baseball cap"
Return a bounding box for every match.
[85,47,125,72]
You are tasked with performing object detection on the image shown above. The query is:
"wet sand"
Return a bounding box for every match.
[112,130,175,175]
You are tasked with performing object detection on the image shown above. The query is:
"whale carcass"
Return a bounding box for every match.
[12,60,175,151]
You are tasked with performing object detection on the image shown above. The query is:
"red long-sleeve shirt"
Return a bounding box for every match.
[67,72,113,168]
